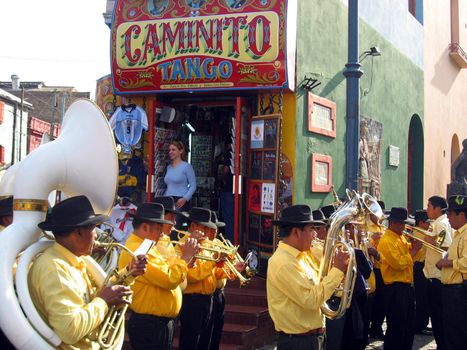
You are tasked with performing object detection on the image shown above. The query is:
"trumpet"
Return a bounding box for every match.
[171,239,235,262]
[218,234,256,286]
[93,241,144,349]
[172,227,205,241]
[402,228,446,255]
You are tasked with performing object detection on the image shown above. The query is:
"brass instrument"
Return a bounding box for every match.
[92,227,119,273]
[319,191,383,319]
[331,185,342,208]
[171,227,204,241]
[217,234,256,286]
[171,239,234,262]
[403,225,445,255]
[93,241,148,349]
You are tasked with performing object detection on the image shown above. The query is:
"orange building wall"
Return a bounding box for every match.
[423,0,467,201]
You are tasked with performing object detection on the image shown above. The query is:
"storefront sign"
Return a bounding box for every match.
[111,0,295,93]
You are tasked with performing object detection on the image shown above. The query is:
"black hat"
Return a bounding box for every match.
[272,205,325,226]
[387,207,410,223]
[312,210,327,225]
[211,211,225,228]
[38,195,109,231]
[414,210,430,224]
[377,200,386,210]
[447,195,467,211]
[130,203,174,225]
[154,196,181,214]
[320,205,336,220]
[187,207,217,229]
[0,196,13,217]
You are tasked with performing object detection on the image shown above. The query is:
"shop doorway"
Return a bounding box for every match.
[152,97,251,245]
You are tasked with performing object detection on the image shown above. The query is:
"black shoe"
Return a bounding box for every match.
[416,329,433,336]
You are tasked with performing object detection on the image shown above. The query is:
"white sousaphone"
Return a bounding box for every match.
[0,99,118,349]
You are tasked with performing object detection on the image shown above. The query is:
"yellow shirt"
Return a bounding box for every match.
[441,223,467,285]
[156,234,177,258]
[118,233,188,317]
[423,214,452,279]
[29,243,109,350]
[378,229,414,284]
[267,242,344,334]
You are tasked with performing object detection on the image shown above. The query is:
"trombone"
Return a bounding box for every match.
[403,225,445,255]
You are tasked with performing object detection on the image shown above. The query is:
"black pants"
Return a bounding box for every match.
[427,278,445,350]
[369,268,385,335]
[277,333,326,350]
[325,296,346,350]
[128,312,175,350]
[341,292,368,350]
[442,284,467,350]
[179,293,213,350]
[413,262,429,332]
[383,282,415,350]
[208,289,225,350]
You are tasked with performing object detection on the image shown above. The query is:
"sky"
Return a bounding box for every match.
[0,1,112,99]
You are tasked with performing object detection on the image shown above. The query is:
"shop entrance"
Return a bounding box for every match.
[151,97,251,245]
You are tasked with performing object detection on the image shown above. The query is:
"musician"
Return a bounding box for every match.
[412,210,431,334]
[0,196,14,349]
[154,196,185,256]
[341,224,373,350]
[436,195,467,350]
[118,202,197,350]
[368,201,386,340]
[318,204,346,350]
[0,196,13,230]
[178,207,225,350]
[29,195,148,350]
[377,207,421,350]
[424,195,452,350]
[207,211,243,350]
[267,205,349,350]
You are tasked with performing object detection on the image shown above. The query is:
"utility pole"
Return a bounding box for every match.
[343,0,363,191]
[50,89,57,139]
[19,87,24,161]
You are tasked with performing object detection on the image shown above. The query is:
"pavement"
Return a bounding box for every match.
[257,327,437,350]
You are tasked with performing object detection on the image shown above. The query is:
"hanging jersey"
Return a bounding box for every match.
[108,203,137,243]
[110,104,148,153]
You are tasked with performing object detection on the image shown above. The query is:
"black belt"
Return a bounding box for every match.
[387,281,413,287]
[183,293,213,300]
[278,328,325,337]
[130,312,174,323]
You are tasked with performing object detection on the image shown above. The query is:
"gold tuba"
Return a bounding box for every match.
[0,100,118,349]
[319,190,383,319]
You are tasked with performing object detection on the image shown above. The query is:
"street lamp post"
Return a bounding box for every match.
[343,0,362,191]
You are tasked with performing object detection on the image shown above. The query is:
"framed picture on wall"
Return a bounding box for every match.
[310,153,332,192]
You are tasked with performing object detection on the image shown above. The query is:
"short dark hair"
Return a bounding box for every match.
[428,196,447,210]
[279,223,309,238]
[133,218,161,229]
[448,208,467,217]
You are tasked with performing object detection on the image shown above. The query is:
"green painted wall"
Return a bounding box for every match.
[293,0,424,209]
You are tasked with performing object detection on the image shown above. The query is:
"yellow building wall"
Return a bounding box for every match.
[424,1,467,201]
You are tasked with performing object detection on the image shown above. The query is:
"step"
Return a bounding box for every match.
[224,304,269,325]
[221,323,257,345]
[224,288,268,307]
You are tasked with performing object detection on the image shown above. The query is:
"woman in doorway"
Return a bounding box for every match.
[164,141,197,213]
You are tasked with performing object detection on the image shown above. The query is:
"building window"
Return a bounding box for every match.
[310,154,332,193]
[307,93,336,138]
[408,0,423,24]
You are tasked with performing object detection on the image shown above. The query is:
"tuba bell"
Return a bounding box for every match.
[0,99,118,349]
